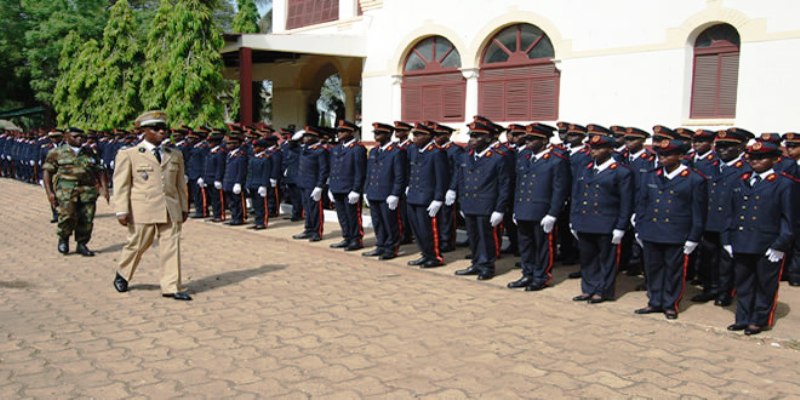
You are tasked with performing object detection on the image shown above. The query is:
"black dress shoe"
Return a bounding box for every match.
[573,294,591,302]
[634,306,662,314]
[113,273,128,293]
[252,225,266,230]
[514,261,522,268]
[714,294,733,307]
[162,292,192,301]
[407,257,428,266]
[330,240,350,249]
[440,246,455,253]
[744,325,763,336]
[691,292,716,303]
[507,276,533,289]
[76,243,95,257]
[57,238,69,255]
[464,253,473,259]
[727,323,747,331]
[362,248,383,257]
[190,214,205,219]
[293,232,312,240]
[420,259,444,269]
[308,235,322,242]
[525,282,548,292]
[211,218,223,223]
[378,254,396,260]
[567,271,582,279]
[225,221,243,226]
[290,217,302,222]
[50,217,58,223]
[588,295,608,304]
[690,278,703,285]
[663,310,678,320]
[344,243,364,252]
[454,265,480,276]
[477,272,494,281]
[790,281,800,287]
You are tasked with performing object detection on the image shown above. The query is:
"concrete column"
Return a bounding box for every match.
[391,74,402,120]
[342,85,359,121]
[272,0,287,33]
[340,0,357,20]
[461,67,480,121]
[239,47,253,125]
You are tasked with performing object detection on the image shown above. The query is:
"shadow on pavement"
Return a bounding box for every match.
[188,264,288,294]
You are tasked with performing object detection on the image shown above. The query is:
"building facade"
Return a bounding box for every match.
[222,0,800,141]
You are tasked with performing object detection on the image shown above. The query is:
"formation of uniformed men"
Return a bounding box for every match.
[4,115,800,333]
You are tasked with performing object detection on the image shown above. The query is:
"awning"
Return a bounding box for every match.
[221,33,366,67]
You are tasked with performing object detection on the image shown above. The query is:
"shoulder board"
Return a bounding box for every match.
[692,168,707,179]
[443,143,452,150]
[485,150,493,158]
[741,172,752,181]
[524,153,532,160]
[680,169,690,177]
[780,171,800,183]
[766,173,778,182]
[707,154,715,160]
[386,144,394,151]
[656,169,663,176]
[610,163,618,170]
[734,160,744,168]
[580,148,590,154]
[550,151,567,160]
[585,161,594,170]
[543,153,550,160]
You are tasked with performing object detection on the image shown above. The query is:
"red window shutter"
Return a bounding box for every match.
[478,80,505,121]
[691,54,718,118]
[422,86,443,120]
[402,72,466,122]
[478,63,559,121]
[505,80,530,121]
[402,86,422,121]
[531,75,559,120]
[718,52,739,117]
[443,84,465,120]
[286,0,339,29]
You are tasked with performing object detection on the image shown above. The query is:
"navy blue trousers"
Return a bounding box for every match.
[464,214,499,274]
[285,183,303,220]
[207,185,224,220]
[250,188,269,227]
[642,241,688,313]
[436,203,457,250]
[517,220,555,286]
[333,193,364,245]
[369,199,400,257]
[407,203,442,262]
[734,253,784,327]
[189,180,208,217]
[579,232,618,299]
[399,194,413,243]
[301,188,324,237]
[699,231,735,296]
[225,190,246,224]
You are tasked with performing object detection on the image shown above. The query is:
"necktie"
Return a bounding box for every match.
[153,147,161,163]
[751,175,761,187]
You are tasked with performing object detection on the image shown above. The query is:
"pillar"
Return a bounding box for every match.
[239,47,253,125]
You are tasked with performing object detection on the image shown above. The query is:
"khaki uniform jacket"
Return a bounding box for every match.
[113,143,189,224]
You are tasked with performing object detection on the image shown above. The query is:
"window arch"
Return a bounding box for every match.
[690,24,740,118]
[401,36,466,122]
[478,23,560,121]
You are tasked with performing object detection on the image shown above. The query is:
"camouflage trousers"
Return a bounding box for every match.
[55,183,98,244]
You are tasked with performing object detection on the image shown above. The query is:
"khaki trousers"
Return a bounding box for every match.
[117,217,183,293]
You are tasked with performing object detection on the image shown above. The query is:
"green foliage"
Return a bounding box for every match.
[232,0,260,34]
[93,0,144,129]
[0,0,33,110]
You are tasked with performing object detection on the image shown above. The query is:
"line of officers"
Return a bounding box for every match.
[4,117,799,336]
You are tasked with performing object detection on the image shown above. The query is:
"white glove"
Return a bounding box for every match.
[405,186,410,195]
[327,190,335,203]
[347,191,360,204]
[197,177,205,187]
[30,160,35,166]
[214,181,222,190]
[110,160,114,169]
[683,241,699,255]
[283,169,288,177]
[723,245,733,257]
[38,179,44,187]
[311,187,323,202]
[766,248,785,263]
[512,213,518,226]
[490,211,504,227]
[184,174,189,183]
[257,186,267,197]
[233,183,242,195]
[540,214,557,234]
[630,213,636,228]
[611,229,625,245]
[269,178,277,187]
[635,233,644,248]
[445,190,457,206]
[386,195,399,210]
[427,200,442,217]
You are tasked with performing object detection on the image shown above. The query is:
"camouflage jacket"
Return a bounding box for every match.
[42,144,104,187]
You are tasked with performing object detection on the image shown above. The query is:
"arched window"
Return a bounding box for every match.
[478,24,560,121]
[401,36,466,122]
[690,24,740,118]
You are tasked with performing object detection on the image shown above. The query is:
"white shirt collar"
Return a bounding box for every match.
[474,145,492,158]
[343,138,357,147]
[725,154,743,167]
[380,141,393,151]
[419,142,435,153]
[594,157,615,172]
[757,168,775,180]
[615,144,627,153]
[695,149,713,161]
[569,144,585,155]
[533,147,550,160]
[629,148,646,160]
[70,146,81,155]
[229,148,240,156]
[664,164,688,180]
[255,150,266,157]
[140,140,158,151]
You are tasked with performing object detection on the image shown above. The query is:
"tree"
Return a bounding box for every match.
[140,0,226,126]
[232,0,260,34]
[93,0,144,129]
[0,0,34,110]
[52,31,85,126]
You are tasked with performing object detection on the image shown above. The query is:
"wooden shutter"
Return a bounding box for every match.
[286,0,339,29]
[718,52,739,117]
[478,63,560,121]
[402,71,466,122]
[531,75,559,120]
[691,48,739,118]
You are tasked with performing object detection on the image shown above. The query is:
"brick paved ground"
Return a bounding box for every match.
[1,179,799,399]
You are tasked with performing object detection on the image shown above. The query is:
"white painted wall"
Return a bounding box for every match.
[270,0,800,141]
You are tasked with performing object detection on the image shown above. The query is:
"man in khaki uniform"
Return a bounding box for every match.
[112,111,191,300]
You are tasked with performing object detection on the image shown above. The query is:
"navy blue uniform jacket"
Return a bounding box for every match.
[329,141,367,195]
[364,143,407,201]
[513,148,570,221]
[406,143,448,206]
[635,167,708,244]
[571,160,634,234]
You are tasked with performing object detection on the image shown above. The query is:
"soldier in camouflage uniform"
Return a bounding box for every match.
[42,127,109,256]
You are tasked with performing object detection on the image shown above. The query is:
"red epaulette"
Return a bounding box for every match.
[680,169,690,177]
[691,168,707,179]
[610,163,618,170]
[585,161,594,170]
[781,171,800,183]
[550,151,567,160]
[741,172,752,181]
[766,173,778,182]
[734,160,744,168]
